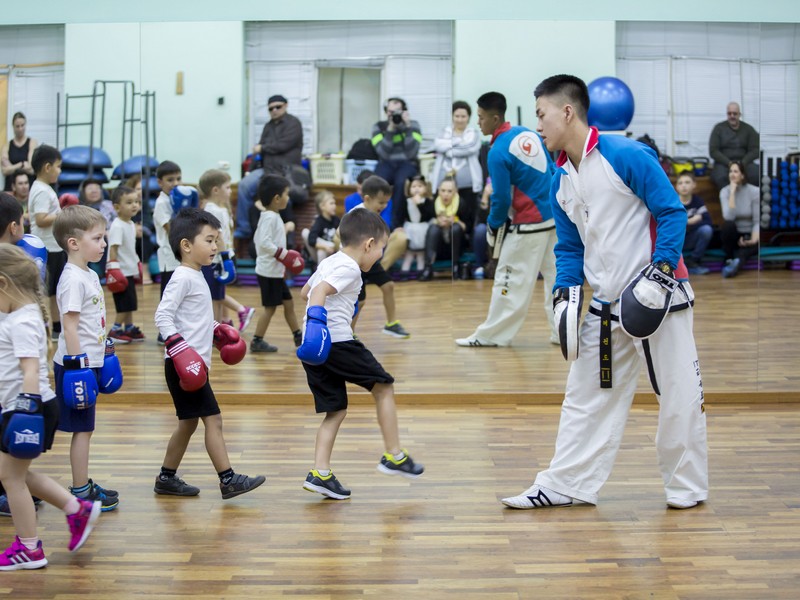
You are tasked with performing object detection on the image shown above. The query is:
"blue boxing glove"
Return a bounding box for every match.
[214,250,237,285]
[169,185,199,216]
[296,306,332,366]
[17,233,48,283]
[98,338,123,394]
[62,354,99,410]
[2,393,45,459]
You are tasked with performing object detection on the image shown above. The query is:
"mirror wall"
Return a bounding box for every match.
[3,15,797,398]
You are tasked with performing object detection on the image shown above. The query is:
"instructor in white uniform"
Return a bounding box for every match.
[501,74,708,511]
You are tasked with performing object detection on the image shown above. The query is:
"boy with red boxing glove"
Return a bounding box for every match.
[153,207,265,499]
[106,185,145,343]
[250,174,304,353]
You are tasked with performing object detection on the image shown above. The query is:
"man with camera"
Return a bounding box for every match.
[371,97,423,232]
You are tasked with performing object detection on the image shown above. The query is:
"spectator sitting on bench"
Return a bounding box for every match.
[675,172,713,275]
[419,178,472,281]
[719,160,760,278]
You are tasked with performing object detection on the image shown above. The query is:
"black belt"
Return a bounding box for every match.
[507,223,556,234]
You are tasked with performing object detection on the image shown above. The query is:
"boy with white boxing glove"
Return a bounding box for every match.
[153,207,264,500]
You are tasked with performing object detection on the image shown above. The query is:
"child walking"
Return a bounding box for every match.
[52,205,119,511]
[0,245,101,570]
[106,185,146,343]
[297,208,424,500]
[251,175,303,353]
[197,169,255,332]
[153,207,265,499]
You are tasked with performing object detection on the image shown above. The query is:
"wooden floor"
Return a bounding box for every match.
[113,268,800,402]
[2,402,798,598]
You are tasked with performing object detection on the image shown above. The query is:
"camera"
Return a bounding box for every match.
[391,110,404,125]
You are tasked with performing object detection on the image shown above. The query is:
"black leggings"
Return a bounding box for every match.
[720,220,758,263]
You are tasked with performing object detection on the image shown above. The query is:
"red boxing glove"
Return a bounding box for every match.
[133,261,143,284]
[105,261,128,293]
[58,193,79,209]
[274,247,305,275]
[165,334,207,391]
[213,322,247,365]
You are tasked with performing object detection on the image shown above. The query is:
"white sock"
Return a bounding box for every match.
[19,536,39,550]
[316,469,331,477]
[63,496,81,515]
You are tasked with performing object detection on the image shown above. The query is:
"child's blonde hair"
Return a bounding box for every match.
[0,244,50,328]
[198,169,232,200]
[53,205,107,252]
[314,190,335,214]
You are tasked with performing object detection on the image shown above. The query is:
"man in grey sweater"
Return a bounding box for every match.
[708,101,760,189]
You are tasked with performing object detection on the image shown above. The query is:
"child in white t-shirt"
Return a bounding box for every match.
[52,206,119,512]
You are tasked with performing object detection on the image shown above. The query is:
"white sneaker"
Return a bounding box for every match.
[549,333,560,345]
[667,498,699,509]
[501,484,574,509]
[455,337,498,347]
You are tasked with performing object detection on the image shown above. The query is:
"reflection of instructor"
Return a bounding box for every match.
[455,91,557,348]
[2,112,37,191]
[709,102,760,189]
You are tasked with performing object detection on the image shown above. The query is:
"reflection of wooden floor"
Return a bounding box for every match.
[113,269,800,402]
[7,402,799,598]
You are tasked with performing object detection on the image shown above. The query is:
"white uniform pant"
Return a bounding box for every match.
[536,288,708,505]
[470,228,557,346]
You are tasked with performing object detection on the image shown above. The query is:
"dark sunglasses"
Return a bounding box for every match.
[268,104,285,112]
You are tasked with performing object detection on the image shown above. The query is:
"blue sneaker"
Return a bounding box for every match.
[70,481,119,512]
[0,494,40,517]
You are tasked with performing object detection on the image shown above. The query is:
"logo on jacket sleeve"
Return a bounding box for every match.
[510,133,548,173]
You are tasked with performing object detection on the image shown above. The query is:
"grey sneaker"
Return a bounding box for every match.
[383,321,410,338]
[250,338,278,353]
[70,481,119,512]
[154,475,200,496]
[377,451,424,478]
[220,473,266,499]
[303,470,351,500]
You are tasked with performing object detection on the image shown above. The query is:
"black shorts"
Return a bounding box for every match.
[358,261,392,302]
[46,250,68,297]
[0,398,59,455]
[159,269,175,298]
[257,275,292,307]
[302,340,394,413]
[112,276,138,313]
[202,265,226,301]
[164,358,221,420]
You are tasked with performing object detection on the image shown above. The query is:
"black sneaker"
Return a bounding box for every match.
[383,321,410,338]
[293,330,303,348]
[154,475,200,497]
[70,481,119,512]
[377,450,424,478]
[250,338,278,353]
[157,333,165,346]
[303,470,351,500]
[220,473,266,499]
[88,478,118,498]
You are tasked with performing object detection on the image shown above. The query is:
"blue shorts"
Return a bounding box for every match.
[54,362,98,433]
[202,264,226,301]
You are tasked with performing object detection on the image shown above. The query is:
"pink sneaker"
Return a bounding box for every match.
[0,537,47,570]
[66,499,101,552]
[238,306,256,332]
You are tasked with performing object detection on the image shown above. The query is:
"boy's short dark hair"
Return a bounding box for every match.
[111,185,136,205]
[31,145,62,175]
[0,192,23,233]
[361,175,391,199]
[257,174,290,208]
[676,171,696,182]
[476,92,507,116]
[533,74,590,122]
[356,169,374,186]
[156,160,181,180]
[53,205,107,252]
[339,207,389,247]
[169,207,221,261]
[198,169,232,198]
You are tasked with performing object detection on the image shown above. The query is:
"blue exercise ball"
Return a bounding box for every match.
[587,77,635,131]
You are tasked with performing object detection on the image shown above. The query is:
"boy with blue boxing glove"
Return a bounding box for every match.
[297,207,424,501]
